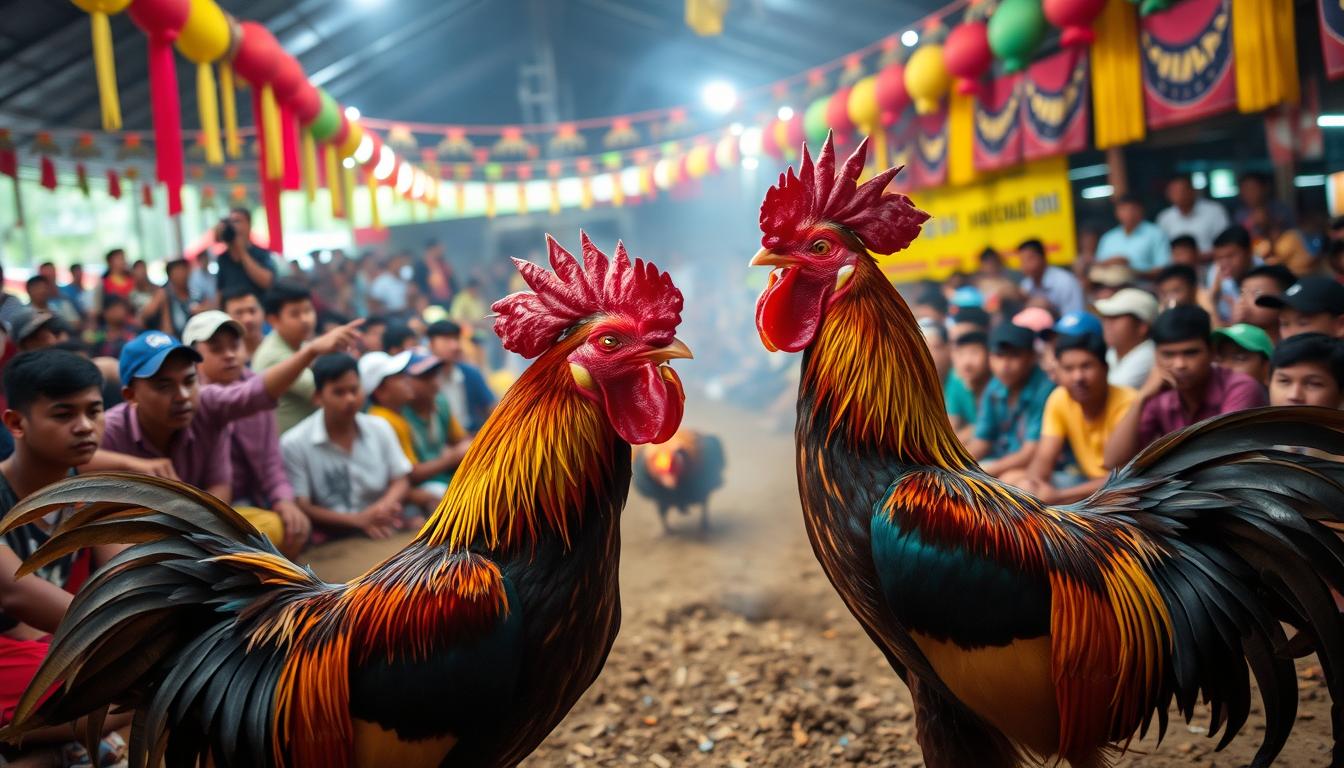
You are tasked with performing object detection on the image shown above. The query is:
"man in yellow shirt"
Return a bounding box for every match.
[1008,332,1137,504]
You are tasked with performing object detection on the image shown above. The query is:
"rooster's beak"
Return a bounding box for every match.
[647,337,694,362]
[750,248,798,268]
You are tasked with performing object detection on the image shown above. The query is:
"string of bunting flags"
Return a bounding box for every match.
[0,0,1308,234]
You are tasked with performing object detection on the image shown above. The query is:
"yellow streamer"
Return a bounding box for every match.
[301,131,317,203]
[219,63,240,159]
[324,144,343,218]
[611,173,625,207]
[517,182,528,214]
[947,90,976,187]
[580,178,593,210]
[549,181,560,215]
[196,63,223,165]
[485,184,496,219]
[455,182,465,215]
[260,84,283,180]
[871,122,889,174]
[1233,0,1298,112]
[367,171,381,229]
[1091,0,1145,149]
[343,167,356,221]
[90,12,122,131]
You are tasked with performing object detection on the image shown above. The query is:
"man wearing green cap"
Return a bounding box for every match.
[1212,323,1274,388]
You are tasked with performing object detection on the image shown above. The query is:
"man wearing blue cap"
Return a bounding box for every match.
[100,322,360,541]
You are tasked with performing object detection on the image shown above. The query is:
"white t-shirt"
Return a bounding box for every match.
[1156,199,1230,253]
[1106,339,1155,390]
[280,410,413,514]
[369,272,410,312]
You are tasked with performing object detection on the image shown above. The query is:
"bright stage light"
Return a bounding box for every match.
[701,81,738,114]
[374,145,397,180]
[1080,184,1114,200]
[352,134,374,164]
[730,122,744,136]
[342,157,356,169]
[344,106,361,122]
[901,30,919,47]
[1318,114,1344,128]
[742,157,759,170]
[777,106,794,121]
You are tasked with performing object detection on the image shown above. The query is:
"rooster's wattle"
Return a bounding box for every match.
[0,234,691,768]
[751,136,1344,768]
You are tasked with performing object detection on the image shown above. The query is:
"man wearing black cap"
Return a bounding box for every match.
[1255,275,1344,340]
[11,307,68,353]
[966,323,1054,477]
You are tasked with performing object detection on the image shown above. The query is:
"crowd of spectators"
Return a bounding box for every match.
[915,173,1344,509]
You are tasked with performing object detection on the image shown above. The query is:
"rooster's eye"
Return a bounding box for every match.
[598,335,620,350]
[810,239,831,255]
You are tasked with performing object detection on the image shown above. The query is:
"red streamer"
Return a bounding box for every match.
[107,169,122,199]
[252,88,285,255]
[142,182,154,208]
[281,104,301,191]
[147,38,184,215]
[40,156,56,190]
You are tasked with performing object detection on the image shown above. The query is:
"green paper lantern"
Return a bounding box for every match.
[484,162,503,181]
[309,90,342,142]
[988,0,1048,73]
[601,151,623,170]
[804,97,830,146]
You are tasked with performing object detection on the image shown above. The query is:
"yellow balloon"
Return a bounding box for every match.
[338,120,364,160]
[71,0,132,13]
[847,75,879,131]
[176,0,231,63]
[715,135,736,169]
[905,44,951,116]
[686,145,711,179]
[772,119,790,155]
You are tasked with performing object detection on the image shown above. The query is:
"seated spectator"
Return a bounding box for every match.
[361,315,389,353]
[920,320,952,384]
[1019,238,1085,316]
[184,311,311,557]
[11,309,67,352]
[950,305,991,341]
[1094,288,1158,389]
[403,355,472,492]
[1255,275,1344,340]
[977,247,1020,283]
[945,330,990,444]
[1210,226,1258,323]
[1154,264,1198,309]
[911,283,949,326]
[101,325,355,545]
[280,353,414,541]
[220,285,265,359]
[1168,235,1201,268]
[951,286,984,313]
[1211,324,1274,387]
[0,350,132,764]
[1097,194,1171,276]
[1104,305,1268,467]
[382,322,419,356]
[967,323,1054,476]
[1234,264,1295,342]
[1156,175,1229,254]
[1268,333,1344,409]
[1011,307,1056,335]
[1086,262,1135,300]
[141,258,195,337]
[59,263,90,318]
[1039,311,1102,385]
[426,320,497,435]
[1010,333,1137,504]
[253,280,324,434]
[87,294,138,359]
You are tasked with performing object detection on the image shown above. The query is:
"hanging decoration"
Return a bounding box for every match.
[826,86,856,143]
[1232,0,1297,112]
[1092,0,1146,147]
[492,127,533,159]
[232,20,288,251]
[387,125,419,155]
[270,53,308,191]
[803,97,831,145]
[1321,0,1344,79]
[0,130,15,179]
[1022,49,1090,160]
[551,124,586,154]
[905,37,952,114]
[437,128,474,159]
[973,74,1024,171]
[107,168,122,199]
[1140,0,1236,130]
[837,55,866,88]
[846,75,884,167]
[876,60,911,126]
[944,17,993,94]
[989,0,1049,72]
[912,112,949,188]
[174,0,233,165]
[72,0,134,131]
[34,132,60,191]
[127,0,191,215]
[1044,0,1108,47]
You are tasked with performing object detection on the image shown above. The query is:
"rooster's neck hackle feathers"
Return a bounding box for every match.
[493,232,683,359]
[759,133,928,254]
[418,331,617,552]
[803,260,976,469]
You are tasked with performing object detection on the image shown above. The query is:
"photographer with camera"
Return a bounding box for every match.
[214,207,278,299]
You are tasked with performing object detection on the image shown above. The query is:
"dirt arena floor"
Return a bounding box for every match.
[304,398,1336,767]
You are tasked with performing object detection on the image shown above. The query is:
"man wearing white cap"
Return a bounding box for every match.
[1094,287,1158,389]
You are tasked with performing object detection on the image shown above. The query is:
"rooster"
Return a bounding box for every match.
[750,136,1344,768]
[0,234,692,768]
[632,429,726,533]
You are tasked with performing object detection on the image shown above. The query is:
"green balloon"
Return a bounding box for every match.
[804,98,830,146]
[484,163,504,181]
[988,0,1047,73]
[309,90,342,142]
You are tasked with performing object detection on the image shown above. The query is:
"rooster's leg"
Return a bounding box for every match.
[657,505,670,533]
[907,675,1024,768]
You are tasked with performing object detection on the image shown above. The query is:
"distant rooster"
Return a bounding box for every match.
[633,429,725,533]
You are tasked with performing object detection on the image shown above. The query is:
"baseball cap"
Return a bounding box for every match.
[1211,323,1275,359]
[1011,306,1055,333]
[1093,288,1159,324]
[951,286,984,309]
[1255,276,1344,315]
[1087,262,1136,289]
[988,323,1035,352]
[406,350,444,377]
[1046,311,1103,339]
[11,308,61,344]
[181,310,245,347]
[118,330,202,387]
[357,350,413,395]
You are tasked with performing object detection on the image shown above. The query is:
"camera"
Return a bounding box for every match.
[218,218,236,244]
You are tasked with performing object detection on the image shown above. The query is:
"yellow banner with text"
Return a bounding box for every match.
[877,155,1076,283]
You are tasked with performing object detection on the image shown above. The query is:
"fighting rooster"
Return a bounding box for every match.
[751,136,1344,768]
[0,234,691,768]
[632,429,725,533]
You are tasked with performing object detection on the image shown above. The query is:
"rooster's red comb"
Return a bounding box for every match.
[492,233,683,359]
[759,133,929,255]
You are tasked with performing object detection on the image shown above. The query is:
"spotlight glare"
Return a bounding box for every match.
[729,122,744,136]
[352,134,374,164]
[742,157,760,170]
[701,81,738,114]
[344,106,361,121]
[901,30,919,47]
[373,145,396,180]
[777,106,794,121]
[342,157,356,169]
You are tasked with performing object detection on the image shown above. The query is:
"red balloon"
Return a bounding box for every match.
[127,0,190,41]
[1043,0,1107,47]
[784,114,805,150]
[944,21,992,95]
[292,81,322,125]
[826,86,854,140]
[272,53,307,104]
[875,62,909,127]
[233,21,282,85]
[762,119,783,159]
[331,114,350,148]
